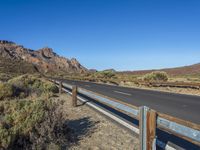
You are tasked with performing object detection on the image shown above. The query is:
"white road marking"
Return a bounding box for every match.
[182,104,187,108]
[114,90,132,96]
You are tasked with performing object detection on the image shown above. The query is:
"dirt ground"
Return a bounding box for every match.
[119,82,200,96]
[59,93,139,150]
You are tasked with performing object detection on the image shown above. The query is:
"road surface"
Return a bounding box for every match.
[61,79,200,124]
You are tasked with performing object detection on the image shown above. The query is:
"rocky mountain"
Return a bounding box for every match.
[0,40,87,74]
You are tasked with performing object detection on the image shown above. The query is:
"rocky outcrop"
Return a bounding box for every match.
[89,69,98,73]
[0,40,15,44]
[0,40,87,74]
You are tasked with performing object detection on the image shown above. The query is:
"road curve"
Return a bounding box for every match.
[61,79,200,124]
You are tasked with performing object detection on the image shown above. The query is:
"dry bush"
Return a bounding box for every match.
[0,99,48,148]
[90,71,116,80]
[8,74,59,98]
[0,73,12,82]
[0,98,72,149]
[143,71,168,82]
[0,74,59,101]
[0,83,15,100]
[0,75,72,149]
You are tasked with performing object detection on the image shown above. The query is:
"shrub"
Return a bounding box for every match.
[0,83,15,100]
[95,71,116,79]
[0,99,53,149]
[143,71,168,82]
[0,73,12,82]
[8,74,59,97]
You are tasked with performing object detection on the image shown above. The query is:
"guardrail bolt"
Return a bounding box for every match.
[72,85,78,107]
[59,81,63,95]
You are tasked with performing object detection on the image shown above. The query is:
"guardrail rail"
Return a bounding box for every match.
[50,79,200,150]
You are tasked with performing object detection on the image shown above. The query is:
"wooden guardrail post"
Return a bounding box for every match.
[139,106,157,150]
[59,81,62,95]
[147,109,157,150]
[72,85,77,107]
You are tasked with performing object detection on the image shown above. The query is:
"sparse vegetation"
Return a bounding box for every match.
[143,71,168,82]
[0,97,74,149]
[47,69,200,96]
[0,74,58,101]
[0,83,15,100]
[0,56,38,81]
[0,73,12,82]
[94,71,116,79]
[8,74,59,98]
[0,74,69,149]
[0,99,50,148]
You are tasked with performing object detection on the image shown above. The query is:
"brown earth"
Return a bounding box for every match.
[61,94,139,150]
[119,81,200,96]
[122,63,200,76]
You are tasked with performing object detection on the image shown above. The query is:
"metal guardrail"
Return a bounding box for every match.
[62,82,73,89]
[78,88,139,117]
[157,117,200,142]
[50,79,200,150]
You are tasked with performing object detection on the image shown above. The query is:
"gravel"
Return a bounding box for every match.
[59,93,139,150]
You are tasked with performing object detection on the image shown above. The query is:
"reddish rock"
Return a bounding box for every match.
[0,40,87,74]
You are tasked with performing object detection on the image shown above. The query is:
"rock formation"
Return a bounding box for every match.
[0,40,87,74]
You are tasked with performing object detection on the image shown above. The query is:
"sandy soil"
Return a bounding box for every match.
[119,82,200,96]
[59,94,139,150]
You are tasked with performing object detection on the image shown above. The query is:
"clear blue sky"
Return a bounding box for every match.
[1,0,200,71]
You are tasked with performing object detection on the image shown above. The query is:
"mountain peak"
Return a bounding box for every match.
[0,41,87,74]
[37,47,57,58]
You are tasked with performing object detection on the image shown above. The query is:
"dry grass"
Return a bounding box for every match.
[0,74,67,149]
[0,74,58,100]
[0,83,15,100]
[0,98,51,148]
[143,71,168,82]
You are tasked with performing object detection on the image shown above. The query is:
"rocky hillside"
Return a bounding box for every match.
[0,40,87,74]
[123,63,200,76]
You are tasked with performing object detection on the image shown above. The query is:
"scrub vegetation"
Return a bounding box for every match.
[143,71,168,82]
[0,74,75,149]
[0,99,51,149]
[54,71,170,85]
[0,74,58,101]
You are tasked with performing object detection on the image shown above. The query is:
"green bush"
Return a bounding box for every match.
[0,99,53,148]
[94,71,116,79]
[8,74,59,97]
[0,83,15,100]
[0,73,12,82]
[143,71,168,82]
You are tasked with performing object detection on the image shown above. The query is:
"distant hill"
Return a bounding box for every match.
[0,40,87,75]
[122,63,200,76]
[103,69,116,73]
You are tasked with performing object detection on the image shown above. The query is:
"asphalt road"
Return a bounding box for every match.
[61,79,200,124]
